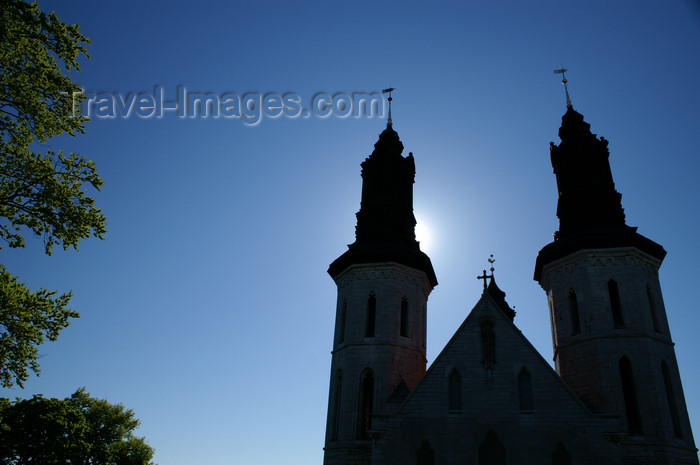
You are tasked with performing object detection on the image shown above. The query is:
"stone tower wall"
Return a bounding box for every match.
[540,247,698,464]
[323,262,433,465]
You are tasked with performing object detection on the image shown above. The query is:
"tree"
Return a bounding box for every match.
[0,0,106,387]
[0,388,155,464]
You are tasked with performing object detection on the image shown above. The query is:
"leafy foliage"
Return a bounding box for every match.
[0,265,76,387]
[0,0,107,387]
[0,389,155,464]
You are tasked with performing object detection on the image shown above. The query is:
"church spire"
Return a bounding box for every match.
[328,122,437,287]
[549,107,628,238]
[535,102,665,282]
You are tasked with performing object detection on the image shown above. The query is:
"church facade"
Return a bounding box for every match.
[322,103,698,465]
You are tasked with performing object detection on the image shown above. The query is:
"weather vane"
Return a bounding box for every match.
[477,254,496,291]
[553,67,572,109]
[382,87,395,126]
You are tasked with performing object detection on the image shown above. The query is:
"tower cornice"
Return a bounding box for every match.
[534,229,666,284]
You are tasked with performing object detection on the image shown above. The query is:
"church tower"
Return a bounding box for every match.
[323,122,437,465]
[534,102,698,464]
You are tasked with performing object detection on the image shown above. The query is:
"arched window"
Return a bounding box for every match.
[568,289,581,335]
[330,371,342,441]
[357,370,374,439]
[400,297,409,337]
[416,440,434,465]
[662,361,683,438]
[518,367,533,411]
[619,357,643,435]
[608,280,625,328]
[647,285,661,333]
[479,430,505,465]
[339,301,347,343]
[551,442,572,465]
[365,293,376,337]
[448,368,462,411]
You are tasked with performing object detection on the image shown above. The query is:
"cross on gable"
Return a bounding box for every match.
[477,269,492,290]
[477,255,496,290]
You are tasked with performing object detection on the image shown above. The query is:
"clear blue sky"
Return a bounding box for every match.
[3,1,700,464]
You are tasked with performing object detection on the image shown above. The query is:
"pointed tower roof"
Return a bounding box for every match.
[551,106,628,235]
[328,124,437,287]
[534,107,665,282]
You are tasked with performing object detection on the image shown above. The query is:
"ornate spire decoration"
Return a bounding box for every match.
[382,87,395,126]
[553,68,572,109]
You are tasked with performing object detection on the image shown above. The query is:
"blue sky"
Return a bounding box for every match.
[3,1,700,464]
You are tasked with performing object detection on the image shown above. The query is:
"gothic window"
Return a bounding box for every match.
[339,301,347,343]
[662,361,683,438]
[480,316,496,390]
[365,293,376,337]
[330,371,342,441]
[647,285,661,333]
[480,317,496,364]
[448,368,462,411]
[568,289,581,335]
[478,430,505,465]
[518,367,533,411]
[608,280,625,328]
[357,370,374,439]
[619,357,643,435]
[416,440,434,465]
[400,297,409,337]
[551,442,572,465]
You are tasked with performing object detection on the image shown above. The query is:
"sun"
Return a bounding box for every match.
[415,216,433,252]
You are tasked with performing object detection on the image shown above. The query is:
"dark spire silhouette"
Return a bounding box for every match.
[534,106,665,282]
[354,125,416,246]
[329,124,437,287]
[550,107,627,237]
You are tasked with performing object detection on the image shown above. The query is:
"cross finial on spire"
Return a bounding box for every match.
[553,68,572,109]
[382,87,395,126]
[477,254,496,291]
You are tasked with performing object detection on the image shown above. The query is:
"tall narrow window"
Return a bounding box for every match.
[365,293,376,337]
[416,440,434,465]
[608,280,625,328]
[339,301,347,343]
[568,289,581,335]
[619,357,643,435]
[448,368,462,411]
[662,361,683,438]
[331,371,342,441]
[479,430,505,465]
[647,285,661,333]
[551,442,572,465]
[518,367,533,411]
[400,297,409,337]
[357,371,374,439]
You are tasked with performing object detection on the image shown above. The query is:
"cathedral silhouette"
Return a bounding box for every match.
[322,93,699,464]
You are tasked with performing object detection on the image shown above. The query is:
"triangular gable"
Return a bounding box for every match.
[392,291,601,418]
[371,290,619,464]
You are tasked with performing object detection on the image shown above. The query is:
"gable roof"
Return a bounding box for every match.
[390,281,604,418]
